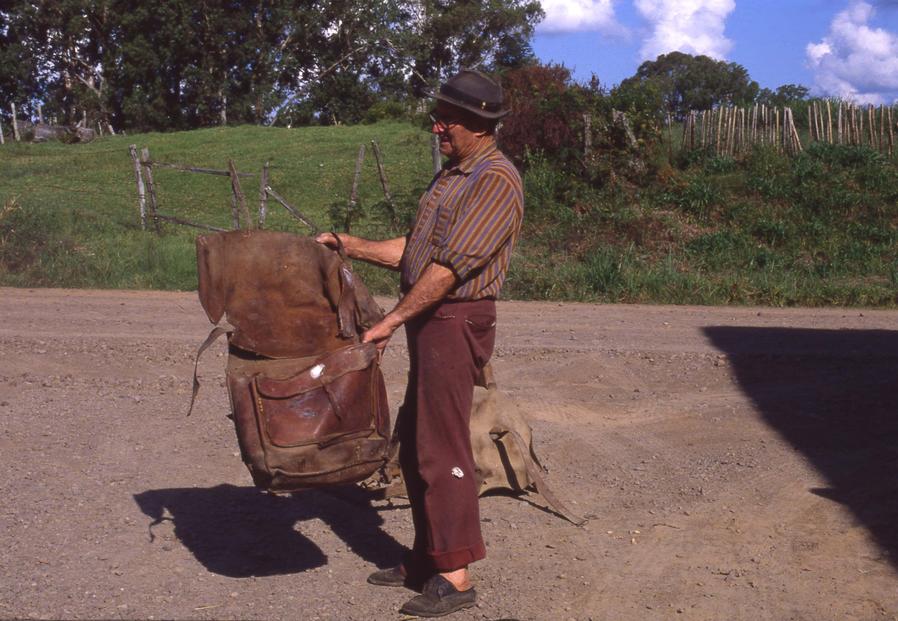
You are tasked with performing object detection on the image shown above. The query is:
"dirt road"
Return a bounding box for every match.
[1,287,897,620]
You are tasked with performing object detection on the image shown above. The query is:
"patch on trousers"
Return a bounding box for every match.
[451,467,464,479]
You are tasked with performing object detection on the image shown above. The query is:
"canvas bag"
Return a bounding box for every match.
[370,357,585,525]
[190,230,390,492]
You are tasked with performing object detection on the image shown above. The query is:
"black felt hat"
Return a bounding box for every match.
[426,69,509,120]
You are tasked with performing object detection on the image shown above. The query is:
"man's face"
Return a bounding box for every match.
[431,102,479,160]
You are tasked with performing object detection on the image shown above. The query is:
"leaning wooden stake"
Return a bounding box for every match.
[258,161,270,228]
[370,140,396,219]
[140,147,161,234]
[265,186,320,233]
[228,159,253,230]
[128,144,148,230]
[155,212,228,232]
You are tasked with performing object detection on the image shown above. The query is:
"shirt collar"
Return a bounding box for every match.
[445,140,498,175]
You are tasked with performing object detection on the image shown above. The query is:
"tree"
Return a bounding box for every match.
[0,3,41,122]
[620,51,759,118]
[2,0,545,131]
[394,0,543,94]
[756,83,810,108]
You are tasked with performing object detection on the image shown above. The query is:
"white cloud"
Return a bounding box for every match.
[537,0,625,35]
[806,1,898,104]
[634,0,736,61]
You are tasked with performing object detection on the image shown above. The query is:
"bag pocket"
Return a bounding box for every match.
[252,344,380,448]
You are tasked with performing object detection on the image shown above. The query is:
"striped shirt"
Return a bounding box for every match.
[400,141,524,300]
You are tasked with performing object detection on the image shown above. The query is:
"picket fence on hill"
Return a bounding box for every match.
[679,102,896,158]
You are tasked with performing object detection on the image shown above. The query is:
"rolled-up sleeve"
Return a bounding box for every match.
[432,169,522,282]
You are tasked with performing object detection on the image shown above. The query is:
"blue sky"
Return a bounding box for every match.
[531,0,898,103]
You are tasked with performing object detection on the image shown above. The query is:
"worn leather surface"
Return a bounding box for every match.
[226,344,390,491]
[196,230,390,491]
[196,230,382,359]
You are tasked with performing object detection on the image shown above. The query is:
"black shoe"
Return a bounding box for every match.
[367,565,408,587]
[399,574,476,618]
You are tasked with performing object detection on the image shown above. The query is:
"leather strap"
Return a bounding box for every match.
[331,233,360,339]
[187,321,234,416]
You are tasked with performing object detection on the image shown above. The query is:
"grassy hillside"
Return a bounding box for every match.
[1,122,897,306]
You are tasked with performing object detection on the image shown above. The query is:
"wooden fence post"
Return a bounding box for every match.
[681,113,689,151]
[431,134,442,176]
[690,111,696,150]
[836,102,842,145]
[11,103,20,142]
[348,145,366,230]
[888,106,894,156]
[140,147,161,234]
[0,120,5,145]
[129,145,147,230]
[258,161,269,228]
[583,112,593,160]
[228,159,253,230]
[857,105,863,145]
[826,100,833,144]
[868,105,875,147]
[370,140,395,222]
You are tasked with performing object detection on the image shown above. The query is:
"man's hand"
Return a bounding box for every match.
[362,317,400,353]
[314,233,406,269]
[315,232,341,249]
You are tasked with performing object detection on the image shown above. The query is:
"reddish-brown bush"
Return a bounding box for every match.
[499,64,587,165]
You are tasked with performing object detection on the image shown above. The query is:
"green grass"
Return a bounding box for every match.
[2,123,897,307]
[0,122,432,291]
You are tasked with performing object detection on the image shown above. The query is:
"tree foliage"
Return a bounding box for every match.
[1,0,542,131]
[621,51,760,118]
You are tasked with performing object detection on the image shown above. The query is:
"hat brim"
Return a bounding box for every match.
[425,88,510,120]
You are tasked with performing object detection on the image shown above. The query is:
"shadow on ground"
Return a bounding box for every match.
[133,484,407,577]
[704,326,898,568]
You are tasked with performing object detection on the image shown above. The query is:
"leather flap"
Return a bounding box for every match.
[196,234,226,324]
[254,343,378,399]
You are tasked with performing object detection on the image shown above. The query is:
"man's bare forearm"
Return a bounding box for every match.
[380,263,457,331]
[338,234,406,270]
[361,262,457,348]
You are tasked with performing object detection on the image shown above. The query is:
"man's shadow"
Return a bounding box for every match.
[133,484,407,577]
[704,326,898,569]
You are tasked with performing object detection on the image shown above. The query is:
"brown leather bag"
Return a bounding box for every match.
[191,230,390,492]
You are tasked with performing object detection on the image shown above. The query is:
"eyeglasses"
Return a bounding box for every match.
[429,112,459,130]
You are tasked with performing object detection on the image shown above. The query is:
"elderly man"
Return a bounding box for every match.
[317,68,523,617]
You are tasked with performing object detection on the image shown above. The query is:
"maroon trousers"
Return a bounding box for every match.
[398,298,496,572]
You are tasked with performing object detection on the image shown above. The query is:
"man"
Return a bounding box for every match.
[316,68,523,618]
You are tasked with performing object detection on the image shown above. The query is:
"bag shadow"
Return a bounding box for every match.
[133,483,407,578]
